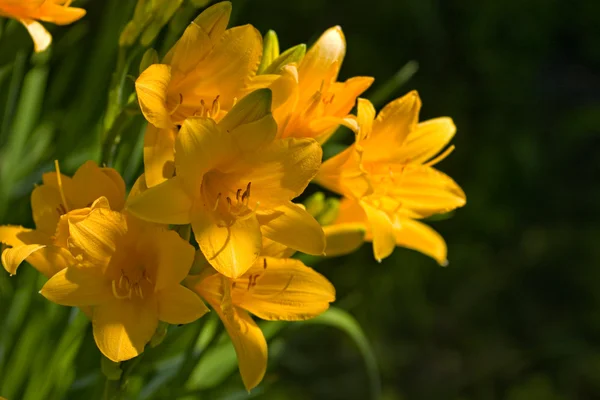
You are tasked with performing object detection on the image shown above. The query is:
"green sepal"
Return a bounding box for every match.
[258,30,280,74]
[263,43,306,75]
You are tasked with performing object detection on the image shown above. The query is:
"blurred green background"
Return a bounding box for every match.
[1,0,599,399]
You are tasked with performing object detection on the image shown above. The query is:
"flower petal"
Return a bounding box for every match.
[323,223,366,257]
[156,285,209,324]
[40,265,112,307]
[176,117,232,189]
[298,26,345,103]
[163,23,211,76]
[316,146,372,199]
[355,98,376,141]
[152,229,195,291]
[143,124,177,188]
[25,245,76,278]
[31,184,62,235]
[218,88,274,133]
[235,138,322,207]
[37,2,86,25]
[2,244,45,276]
[382,165,466,218]
[229,114,277,154]
[396,117,457,165]
[70,161,126,210]
[234,257,335,321]
[68,208,127,267]
[364,90,421,163]
[126,176,193,225]
[193,207,262,279]
[324,77,374,119]
[93,299,158,362]
[192,1,231,43]
[20,19,51,53]
[393,217,448,265]
[256,202,325,256]
[136,64,173,129]
[361,201,396,262]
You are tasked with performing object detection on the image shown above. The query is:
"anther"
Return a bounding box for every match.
[263,258,267,269]
[236,188,242,202]
[211,95,220,116]
[226,196,232,211]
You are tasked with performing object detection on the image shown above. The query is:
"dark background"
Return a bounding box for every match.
[239,1,600,399]
[0,0,599,399]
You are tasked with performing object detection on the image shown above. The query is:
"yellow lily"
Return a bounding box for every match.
[316,92,466,264]
[127,89,325,279]
[0,0,85,52]
[135,1,266,187]
[0,160,126,277]
[40,205,208,362]
[188,245,335,391]
[268,26,374,144]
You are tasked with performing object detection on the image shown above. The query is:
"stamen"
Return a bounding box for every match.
[241,182,252,205]
[54,160,70,213]
[170,93,183,116]
[236,188,242,202]
[232,97,238,107]
[200,99,207,117]
[112,280,130,300]
[212,193,221,211]
[425,145,455,167]
[263,258,267,269]
[211,95,220,116]
[226,196,232,212]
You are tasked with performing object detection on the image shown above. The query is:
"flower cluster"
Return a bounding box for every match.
[0,1,465,391]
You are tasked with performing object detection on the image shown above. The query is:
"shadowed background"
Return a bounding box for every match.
[0,0,599,399]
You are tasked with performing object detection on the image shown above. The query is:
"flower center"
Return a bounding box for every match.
[111,268,153,300]
[194,95,221,118]
[210,181,259,226]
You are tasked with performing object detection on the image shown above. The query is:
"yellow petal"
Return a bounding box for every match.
[25,245,76,278]
[355,98,376,141]
[364,91,421,163]
[163,23,211,76]
[40,265,112,307]
[396,117,456,165]
[298,26,345,103]
[2,244,45,276]
[235,138,322,207]
[67,208,127,268]
[126,176,193,225]
[324,77,374,119]
[135,64,173,129]
[315,146,372,199]
[70,160,126,210]
[260,237,296,258]
[323,223,366,257]
[156,285,209,324]
[381,165,466,218]
[179,25,262,111]
[37,2,86,25]
[31,184,62,235]
[334,197,367,225]
[143,124,176,188]
[152,229,195,291]
[361,201,395,262]
[193,208,262,279]
[256,202,325,256]
[192,1,231,43]
[128,174,148,202]
[393,217,448,265]
[20,19,51,53]
[176,117,232,189]
[234,257,335,321]
[93,299,158,362]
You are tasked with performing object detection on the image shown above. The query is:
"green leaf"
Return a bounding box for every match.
[304,308,381,400]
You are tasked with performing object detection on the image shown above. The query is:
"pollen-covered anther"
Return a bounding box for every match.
[213,193,222,211]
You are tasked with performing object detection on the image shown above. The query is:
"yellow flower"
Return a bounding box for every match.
[316,92,466,264]
[0,161,126,277]
[0,0,86,52]
[40,206,208,362]
[135,1,266,187]
[188,245,335,391]
[267,26,373,144]
[127,89,326,279]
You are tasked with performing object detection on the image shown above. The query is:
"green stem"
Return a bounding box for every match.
[103,378,121,400]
